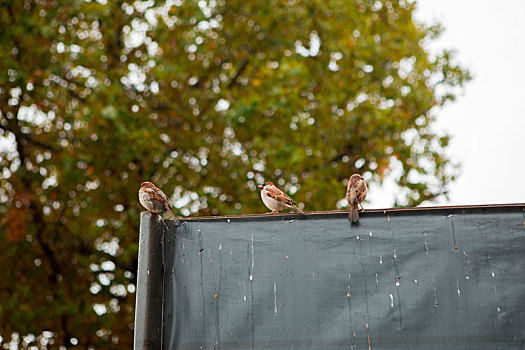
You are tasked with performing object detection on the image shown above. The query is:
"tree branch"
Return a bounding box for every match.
[227,47,255,89]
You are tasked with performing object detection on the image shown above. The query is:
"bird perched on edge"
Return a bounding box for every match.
[346,174,367,222]
[138,181,179,222]
[258,182,304,214]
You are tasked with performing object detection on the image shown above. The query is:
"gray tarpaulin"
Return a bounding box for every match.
[136,205,525,349]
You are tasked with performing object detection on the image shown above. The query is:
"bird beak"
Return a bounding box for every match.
[258,184,264,189]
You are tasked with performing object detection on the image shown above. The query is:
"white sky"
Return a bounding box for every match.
[368,0,525,207]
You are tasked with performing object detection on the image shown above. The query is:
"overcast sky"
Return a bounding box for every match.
[368,0,525,208]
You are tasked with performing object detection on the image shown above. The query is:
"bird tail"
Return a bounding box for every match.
[166,208,180,222]
[348,205,359,222]
[290,204,304,214]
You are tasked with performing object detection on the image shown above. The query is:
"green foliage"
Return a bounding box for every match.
[0,0,469,347]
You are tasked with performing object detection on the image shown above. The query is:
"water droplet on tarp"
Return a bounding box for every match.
[273,282,277,314]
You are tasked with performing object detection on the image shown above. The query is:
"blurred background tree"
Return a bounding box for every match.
[0,0,469,348]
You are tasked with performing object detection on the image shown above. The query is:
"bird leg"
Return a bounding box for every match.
[148,211,164,223]
[359,204,365,212]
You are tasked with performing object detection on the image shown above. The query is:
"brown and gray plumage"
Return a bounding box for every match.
[346,174,367,222]
[258,182,304,214]
[138,181,179,222]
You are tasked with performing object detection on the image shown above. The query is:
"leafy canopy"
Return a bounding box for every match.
[0,0,469,347]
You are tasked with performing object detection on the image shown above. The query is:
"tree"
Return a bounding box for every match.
[0,0,469,347]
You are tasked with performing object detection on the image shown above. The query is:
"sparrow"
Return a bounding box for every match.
[346,173,367,222]
[138,181,179,222]
[258,182,304,214]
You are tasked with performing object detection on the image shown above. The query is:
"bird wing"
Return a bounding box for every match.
[347,178,367,205]
[357,180,367,202]
[356,179,367,203]
[144,187,170,211]
[266,186,295,206]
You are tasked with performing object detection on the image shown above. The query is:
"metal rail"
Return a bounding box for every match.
[181,202,525,221]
